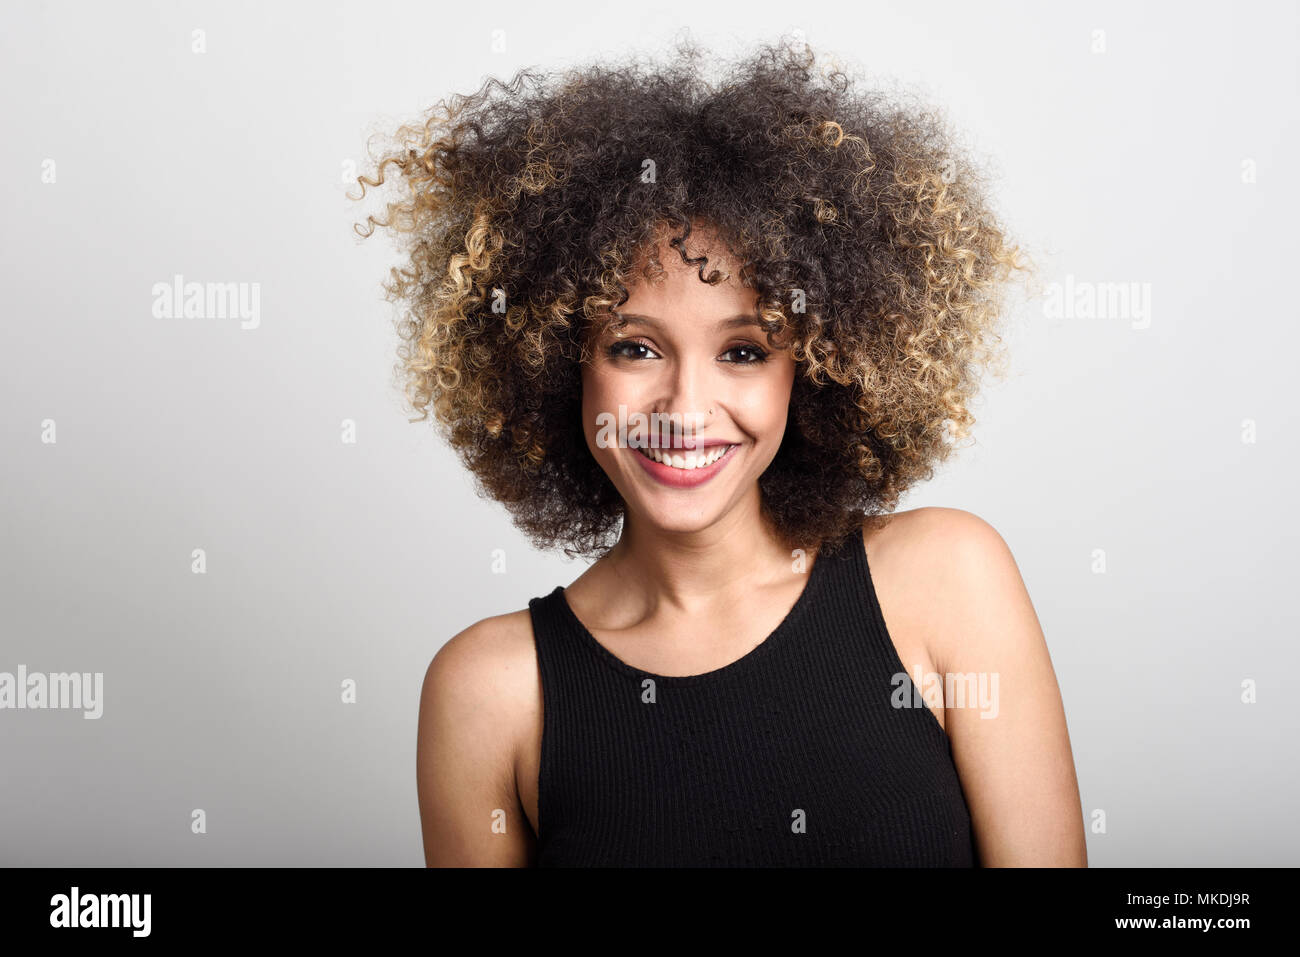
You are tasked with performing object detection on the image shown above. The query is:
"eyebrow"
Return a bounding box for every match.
[614,313,761,330]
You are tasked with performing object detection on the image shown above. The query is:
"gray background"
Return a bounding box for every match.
[2,0,1296,866]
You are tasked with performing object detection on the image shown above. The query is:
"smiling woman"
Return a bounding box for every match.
[580,230,798,505]
[353,35,1086,867]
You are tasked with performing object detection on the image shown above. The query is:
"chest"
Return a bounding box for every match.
[515,624,945,858]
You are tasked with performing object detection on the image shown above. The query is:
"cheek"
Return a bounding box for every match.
[579,369,600,450]
[581,365,620,423]
[738,365,796,439]
[581,365,630,459]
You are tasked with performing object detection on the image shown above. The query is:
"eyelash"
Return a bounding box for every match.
[606,339,770,365]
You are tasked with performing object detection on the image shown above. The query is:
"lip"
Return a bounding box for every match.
[629,442,740,488]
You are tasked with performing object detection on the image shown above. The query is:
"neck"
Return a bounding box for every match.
[601,491,813,616]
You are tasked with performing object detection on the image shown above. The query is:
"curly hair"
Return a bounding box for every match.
[351,35,1030,560]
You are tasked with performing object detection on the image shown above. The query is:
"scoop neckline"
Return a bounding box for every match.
[554,545,831,687]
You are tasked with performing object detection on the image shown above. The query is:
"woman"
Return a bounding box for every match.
[355,37,1086,866]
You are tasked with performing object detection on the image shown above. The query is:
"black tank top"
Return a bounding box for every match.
[526,529,977,866]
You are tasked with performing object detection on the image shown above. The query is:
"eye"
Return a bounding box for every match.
[721,343,770,365]
[607,338,660,361]
[606,339,769,364]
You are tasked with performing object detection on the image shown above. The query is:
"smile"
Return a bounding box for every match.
[629,442,740,488]
[633,444,736,469]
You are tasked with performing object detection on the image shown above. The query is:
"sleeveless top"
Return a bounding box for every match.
[525,529,977,867]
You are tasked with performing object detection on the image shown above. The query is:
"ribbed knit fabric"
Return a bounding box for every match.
[526,529,977,867]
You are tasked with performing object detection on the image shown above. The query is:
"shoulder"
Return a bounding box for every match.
[417,608,540,796]
[862,506,1009,559]
[860,507,1030,672]
[864,510,1085,865]
[862,506,1018,585]
[416,608,540,865]
[419,608,539,727]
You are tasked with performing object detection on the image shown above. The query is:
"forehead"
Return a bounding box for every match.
[631,222,739,276]
[619,273,757,320]
[620,231,756,317]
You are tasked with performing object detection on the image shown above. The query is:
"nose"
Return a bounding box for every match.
[647,353,713,443]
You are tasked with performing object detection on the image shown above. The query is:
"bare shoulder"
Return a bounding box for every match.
[418,608,540,775]
[421,608,539,711]
[862,506,1011,560]
[863,509,1086,865]
[861,507,1029,673]
[416,607,540,866]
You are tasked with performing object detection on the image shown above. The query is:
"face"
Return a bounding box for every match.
[581,231,797,536]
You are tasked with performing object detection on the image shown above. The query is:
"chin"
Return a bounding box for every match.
[626,510,722,536]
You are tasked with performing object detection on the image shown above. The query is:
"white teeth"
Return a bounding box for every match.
[636,444,733,470]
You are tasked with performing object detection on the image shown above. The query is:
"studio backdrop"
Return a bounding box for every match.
[1,0,1297,866]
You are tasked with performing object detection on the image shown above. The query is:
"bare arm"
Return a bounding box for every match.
[416,620,535,866]
[917,509,1087,866]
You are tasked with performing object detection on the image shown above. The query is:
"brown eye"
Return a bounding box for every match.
[721,344,769,364]
[607,339,659,360]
